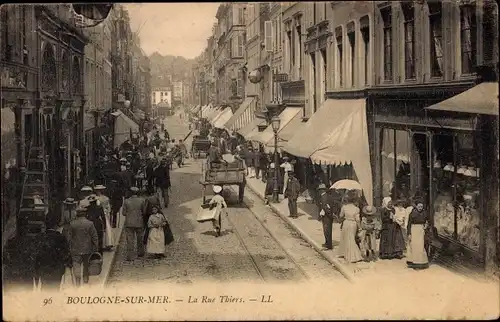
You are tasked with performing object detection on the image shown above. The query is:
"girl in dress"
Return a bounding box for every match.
[337,192,363,263]
[407,199,430,269]
[146,206,167,258]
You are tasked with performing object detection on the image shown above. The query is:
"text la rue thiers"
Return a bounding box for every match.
[188,295,273,304]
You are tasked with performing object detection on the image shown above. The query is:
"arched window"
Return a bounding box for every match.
[41,44,56,92]
[61,51,70,92]
[72,56,81,94]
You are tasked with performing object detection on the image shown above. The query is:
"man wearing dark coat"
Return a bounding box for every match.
[37,218,73,290]
[153,158,171,208]
[317,184,335,250]
[284,171,301,218]
[109,179,123,228]
[86,195,107,254]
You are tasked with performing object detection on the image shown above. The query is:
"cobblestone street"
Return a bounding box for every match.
[107,114,345,287]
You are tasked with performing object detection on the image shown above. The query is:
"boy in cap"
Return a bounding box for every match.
[360,205,381,261]
[209,185,227,237]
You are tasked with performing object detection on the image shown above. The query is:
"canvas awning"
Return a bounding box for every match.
[263,108,304,153]
[283,99,373,203]
[425,82,499,115]
[201,104,211,116]
[191,105,201,113]
[114,111,140,148]
[209,108,225,125]
[213,108,233,129]
[237,116,266,139]
[224,97,255,131]
[249,108,302,145]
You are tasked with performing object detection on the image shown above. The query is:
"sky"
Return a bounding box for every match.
[124,3,220,59]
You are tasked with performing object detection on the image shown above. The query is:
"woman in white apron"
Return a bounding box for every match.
[280,157,293,195]
[94,185,114,250]
[209,185,227,237]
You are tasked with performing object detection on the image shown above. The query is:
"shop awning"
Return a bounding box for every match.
[209,109,225,125]
[425,82,499,116]
[249,107,302,145]
[114,111,140,148]
[263,108,305,153]
[224,97,255,131]
[213,108,233,129]
[207,107,223,121]
[201,104,211,116]
[237,116,266,139]
[283,99,373,203]
[191,105,201,113]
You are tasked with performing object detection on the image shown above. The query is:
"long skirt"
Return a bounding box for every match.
[147,227,165,254]
[103,213,114,247]
[338,220,363,263]
[407,224,429,269]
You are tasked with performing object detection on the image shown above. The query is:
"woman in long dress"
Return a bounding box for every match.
[337,193,363,263]
[94,185,114,250]
[146,206,167,258]
[406,199,430,269]
[379,197,405,259]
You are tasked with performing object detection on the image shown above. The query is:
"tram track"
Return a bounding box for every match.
[224,198,310,282]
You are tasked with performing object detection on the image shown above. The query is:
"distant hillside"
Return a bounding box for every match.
[149,52,195,88]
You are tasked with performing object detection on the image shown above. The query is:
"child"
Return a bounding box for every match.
[209,185,227,237]
[146,206,167,258]
[359,205,381,261]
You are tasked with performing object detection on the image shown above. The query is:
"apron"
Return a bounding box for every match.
[98,196,114,246]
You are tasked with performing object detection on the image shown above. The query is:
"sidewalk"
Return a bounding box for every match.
[244,177,496,284]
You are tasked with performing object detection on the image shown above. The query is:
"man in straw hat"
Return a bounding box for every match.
[66,207,98,286]
[317,183,334,250]
[94,185,114,250]
[284,171,301,219]
[86,194,106,255]
[60,197,78,236]
[78,186,94,209]
[122,187,146,261]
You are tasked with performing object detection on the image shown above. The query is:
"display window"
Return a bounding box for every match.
[379,128,412,201]
[432,133,481,252]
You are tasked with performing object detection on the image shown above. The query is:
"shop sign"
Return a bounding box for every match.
[1,66,27,89]
[374,114,477,131]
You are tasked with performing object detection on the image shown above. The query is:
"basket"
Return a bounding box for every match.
[196,203,219,223]
[88,252,103,276]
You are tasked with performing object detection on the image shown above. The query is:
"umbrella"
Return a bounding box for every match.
[330,179,362,191]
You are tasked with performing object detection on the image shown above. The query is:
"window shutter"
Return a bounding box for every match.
[265,20,273,52]
[238,33,244,57]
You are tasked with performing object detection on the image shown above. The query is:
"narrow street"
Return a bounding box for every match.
[107,113,345,286]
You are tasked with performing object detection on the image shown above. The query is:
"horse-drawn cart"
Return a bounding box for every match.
[199,157,246,203]
[191,135,211,159]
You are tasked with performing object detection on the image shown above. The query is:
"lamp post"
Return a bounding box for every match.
[271,115,281,203]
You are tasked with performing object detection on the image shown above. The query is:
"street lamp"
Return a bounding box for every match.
[271,115,281,203]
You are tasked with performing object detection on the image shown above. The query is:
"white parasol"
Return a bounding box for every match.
[330,179,362,191]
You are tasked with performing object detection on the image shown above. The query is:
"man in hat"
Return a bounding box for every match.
[284,171,301,219]
[153,158,171,208]
[86,194,106,254]
[66,207,98,286]
[37,216,72,291]
[109,179,124,228]
[60,197,78,236]
[317,183,335,250]
[122,187,146,261]
[78,186,94,208]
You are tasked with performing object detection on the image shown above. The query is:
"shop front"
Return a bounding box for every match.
[370,81,499,273]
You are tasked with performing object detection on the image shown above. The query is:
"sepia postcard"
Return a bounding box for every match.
[1,2,499,321]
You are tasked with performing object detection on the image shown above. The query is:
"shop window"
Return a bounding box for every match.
[432,133,480,251]
[429,1,443,77]
[402,2,416,79]
[460,3,477,75]
[381,6,393,81]
[379,128,412,201]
